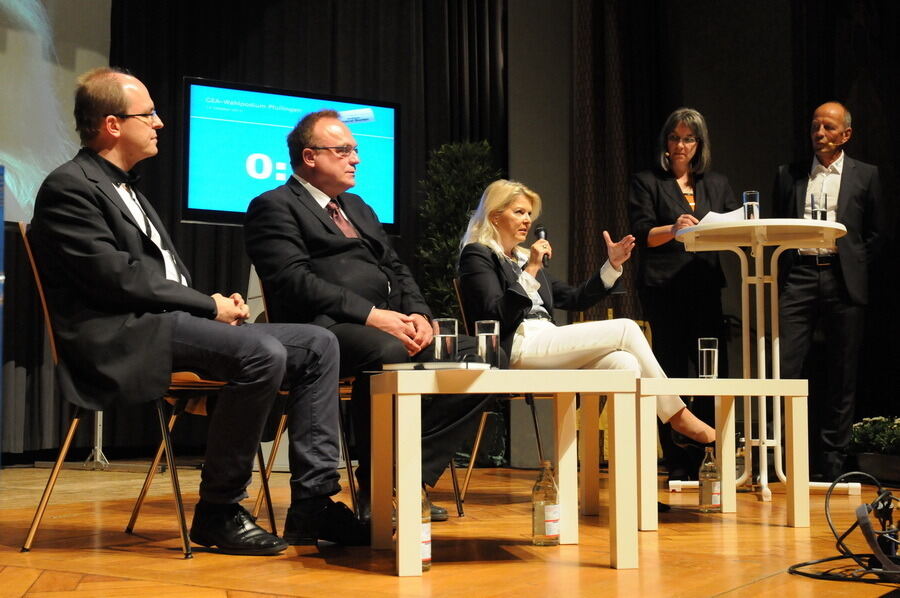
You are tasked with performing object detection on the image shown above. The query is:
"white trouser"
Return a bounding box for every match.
[510,318,685,423]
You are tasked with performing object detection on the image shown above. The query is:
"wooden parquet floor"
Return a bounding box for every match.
[0,465,898,598]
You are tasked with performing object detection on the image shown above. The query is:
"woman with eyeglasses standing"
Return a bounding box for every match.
[627,107,740,480]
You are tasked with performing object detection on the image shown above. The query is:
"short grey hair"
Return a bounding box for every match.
[657,107,712,175]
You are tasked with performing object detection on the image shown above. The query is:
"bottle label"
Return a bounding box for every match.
[543,504,560,537]
[421,521,432,562]
[700,480,721,507]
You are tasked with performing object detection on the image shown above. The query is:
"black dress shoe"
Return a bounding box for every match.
[657,501,671,513]
[189,501,287,555]
[430,502,448,522]
[283,499,370,546]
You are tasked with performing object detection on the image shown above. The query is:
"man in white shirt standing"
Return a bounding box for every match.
[773,101,885,481]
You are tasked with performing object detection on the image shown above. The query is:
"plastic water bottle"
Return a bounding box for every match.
[421,488,432,571]
[699,446,721,513]
[532,460,560,545]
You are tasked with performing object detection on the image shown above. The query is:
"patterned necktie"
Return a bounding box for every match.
[326,199,359,238]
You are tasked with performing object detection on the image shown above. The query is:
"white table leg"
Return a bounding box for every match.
[395,393,423,576]
[716,395,736,513]
[608,392,638,569]
[579,393,600,516]
[637,387,658,531]
[785,394,810,527]
[554,392,578,544]
[371,390,394,550]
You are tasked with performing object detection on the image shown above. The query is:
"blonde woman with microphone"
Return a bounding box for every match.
[457,179,715,450]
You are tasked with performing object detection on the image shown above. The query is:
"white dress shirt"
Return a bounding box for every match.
[115,183,186,285]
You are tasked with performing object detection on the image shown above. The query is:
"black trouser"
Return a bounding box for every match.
[328,322,494,487]
[640,278,727,477]
[779,262,864,474]
[170,312,341,503]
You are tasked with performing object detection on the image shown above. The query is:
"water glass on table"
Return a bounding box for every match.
[742,190,760,220]
[432,318,458,361]
[697,337,719,378]
[474,320,500,368]
[811,192,828,220]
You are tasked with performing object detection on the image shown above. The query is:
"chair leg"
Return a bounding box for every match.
[448,460,464,517]
[21,410,81,552]
[256,446,277,534]
[155,400,192,559]
[338,406,359,517]
[526,394,545,463]
[126,409,180,534]
[461,411,491,502]
[251,414,288,520]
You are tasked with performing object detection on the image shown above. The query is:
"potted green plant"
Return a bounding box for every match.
[849,416,900,483]
[416,140,501,319]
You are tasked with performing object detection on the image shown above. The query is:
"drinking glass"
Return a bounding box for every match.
[742,190,760,220]
[697,337,719,378]
[432,318,458,361]
[474,320,500,368]
[811,193,828,220]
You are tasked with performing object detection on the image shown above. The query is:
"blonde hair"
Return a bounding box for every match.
[460,179,542,261]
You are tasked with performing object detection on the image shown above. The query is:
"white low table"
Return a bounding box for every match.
[369,369,637,576]
[635,378,809,531]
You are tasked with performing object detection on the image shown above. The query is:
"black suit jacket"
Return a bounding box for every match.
[457,243,617,358]
[244,178,432,327]
[29,148,216,410]
[628,168,739,289]
[772,155,885,305]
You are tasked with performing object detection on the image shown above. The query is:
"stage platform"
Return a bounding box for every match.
[0,464,895,597]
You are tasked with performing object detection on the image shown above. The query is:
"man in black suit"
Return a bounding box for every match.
[244,110,492,519]
[774,101,886,480]
[30,68,367,552]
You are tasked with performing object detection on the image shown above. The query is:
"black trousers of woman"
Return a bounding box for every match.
[639,276,728,479]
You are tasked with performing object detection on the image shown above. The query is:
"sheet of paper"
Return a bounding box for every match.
[699,207,744,224]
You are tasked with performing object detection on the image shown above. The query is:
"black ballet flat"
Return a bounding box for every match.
[671,430,715,451]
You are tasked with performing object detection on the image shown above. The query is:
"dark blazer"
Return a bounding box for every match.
[29,148,216,410]
[244,178,432,326]
[457,242,616,358]
[628,168,739,289]
[773,154,885,305]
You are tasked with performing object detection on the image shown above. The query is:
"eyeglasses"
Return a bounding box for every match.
[111,109,160,124]
[667,134,699,145]
[308,145,360,158]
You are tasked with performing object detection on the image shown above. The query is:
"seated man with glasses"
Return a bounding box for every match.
[30,68,368,554]
[244,109,494,524]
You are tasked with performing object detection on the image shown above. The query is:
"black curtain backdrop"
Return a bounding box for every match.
[570,0,678,320]
[1,0,508,457]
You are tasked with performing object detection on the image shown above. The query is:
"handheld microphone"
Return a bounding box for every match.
[534,225,550,268]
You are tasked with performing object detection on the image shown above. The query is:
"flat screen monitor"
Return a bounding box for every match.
[182,77,398,226]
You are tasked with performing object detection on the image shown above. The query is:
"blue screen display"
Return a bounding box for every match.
[183,80,397,224]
